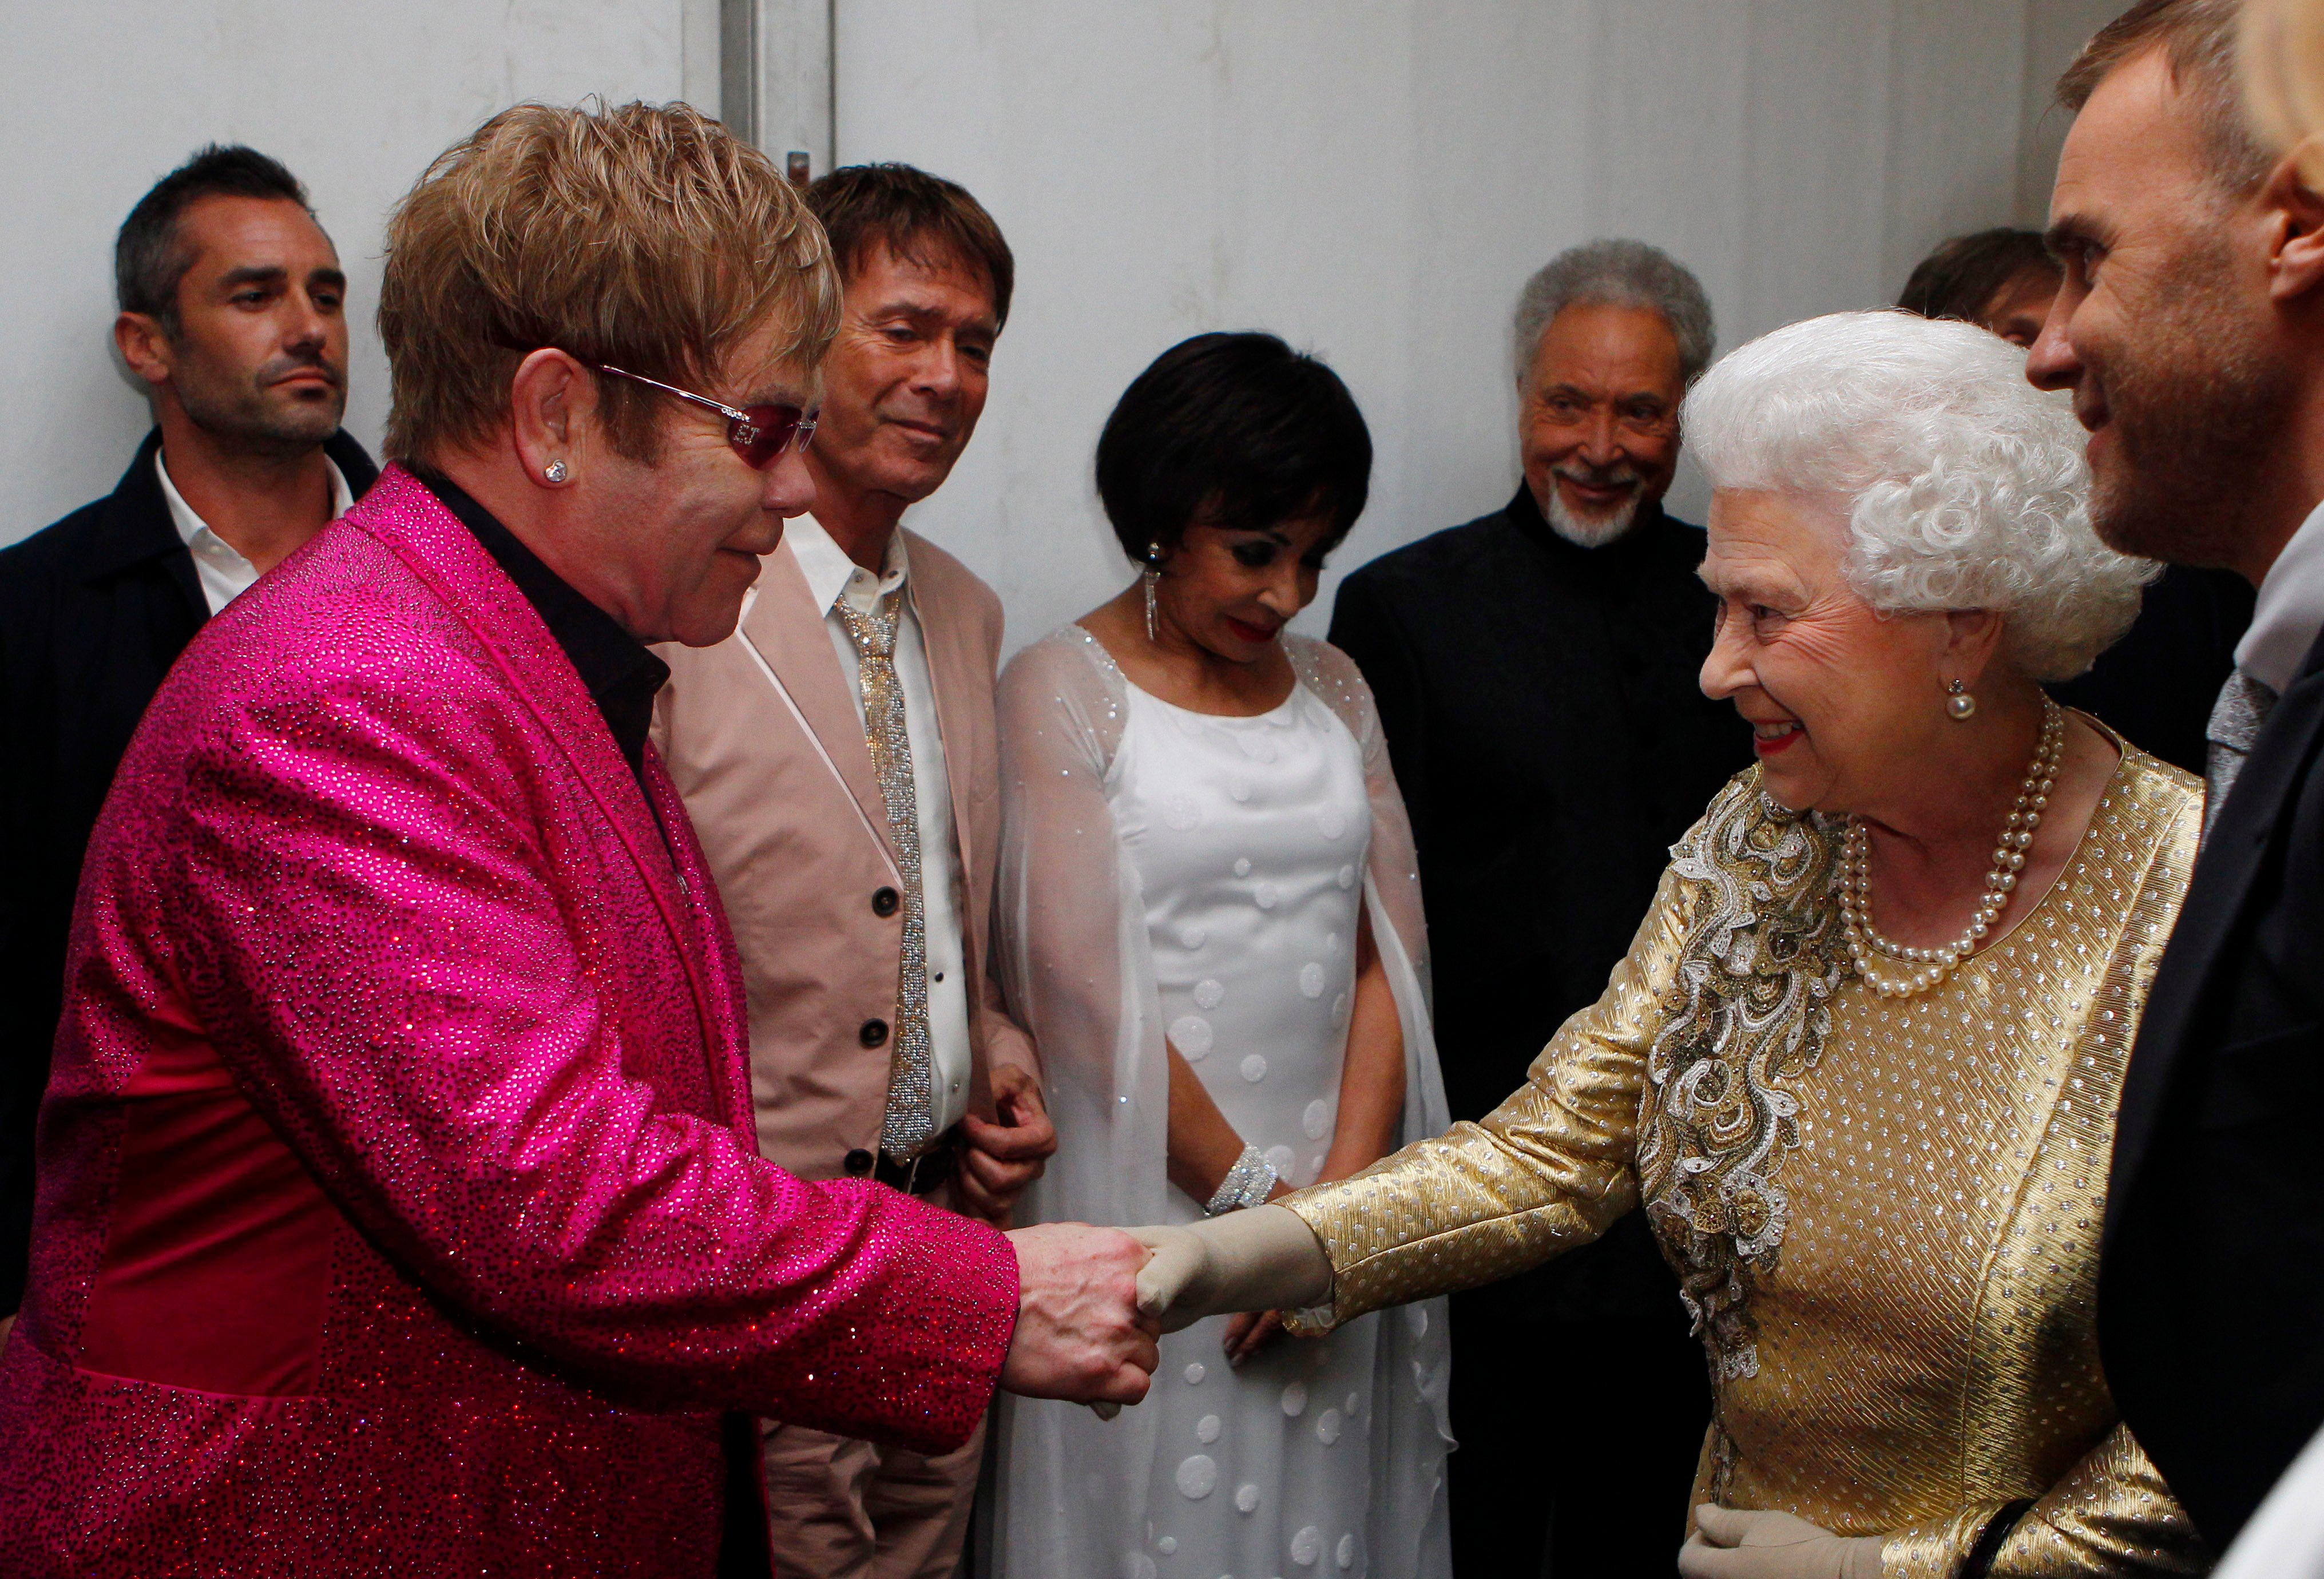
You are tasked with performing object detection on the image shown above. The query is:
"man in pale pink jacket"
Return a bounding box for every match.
[0,103,1153,1579]
[655,163,1053,1579]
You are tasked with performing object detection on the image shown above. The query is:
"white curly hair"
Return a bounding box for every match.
[1681,310,2156,683]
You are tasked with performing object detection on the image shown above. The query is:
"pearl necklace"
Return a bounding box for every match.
[1840,697,2065,998]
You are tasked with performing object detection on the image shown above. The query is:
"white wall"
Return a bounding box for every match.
[0,0,715,542]
[833,0,2115,651]
[0,0,2122,646]
[2021,0,2132,220]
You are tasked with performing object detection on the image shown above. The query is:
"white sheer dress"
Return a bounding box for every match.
[989,626,1453,1579]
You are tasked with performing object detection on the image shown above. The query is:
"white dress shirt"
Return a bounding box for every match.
[2216,1420,2324,1578]
[783,513,973,1134]
[2235,495,2324,695]
[156,449,354,617]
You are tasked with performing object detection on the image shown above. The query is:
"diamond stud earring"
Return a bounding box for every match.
[544,459,568,484]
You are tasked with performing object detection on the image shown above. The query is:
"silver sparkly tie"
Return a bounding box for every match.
[837,588,935,1159]
[2203,667,2279,847]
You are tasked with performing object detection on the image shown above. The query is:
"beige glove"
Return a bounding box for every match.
[1088,1206,1333,1421]
[1678,1506,1885,1579]
[1127,1205,1334,1331]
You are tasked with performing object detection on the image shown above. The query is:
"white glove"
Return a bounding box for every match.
[1087,1205,1332,1421]
[1678,1506,1885,1579]
[1127,1204,1334,1332]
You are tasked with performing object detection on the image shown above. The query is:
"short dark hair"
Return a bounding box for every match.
[2056,0,2273,193]
[1094,332,1371,564]
[804,162,1014,328]
[116,145,316,332]
[1897,228,2061,322]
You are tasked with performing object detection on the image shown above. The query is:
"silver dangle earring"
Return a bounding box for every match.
[1945,679,1977,721]
[1143,543,1163,642]
[544,459,568,484]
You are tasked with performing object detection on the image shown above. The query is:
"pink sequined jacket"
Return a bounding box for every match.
[0,467,1020,1577]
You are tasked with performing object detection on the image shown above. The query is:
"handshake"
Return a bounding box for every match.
[995,1208,1334,1406]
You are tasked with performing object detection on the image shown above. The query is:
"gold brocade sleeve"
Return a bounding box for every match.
[1881,1426,2207,1578]
[1281,862,1696,1326]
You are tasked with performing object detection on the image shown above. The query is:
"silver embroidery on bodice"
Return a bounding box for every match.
[1636,781,1848,1393]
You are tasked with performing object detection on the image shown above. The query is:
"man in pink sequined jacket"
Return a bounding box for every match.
[0,104,1156,1578]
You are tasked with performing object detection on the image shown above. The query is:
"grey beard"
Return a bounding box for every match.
[1544,487,1640,548]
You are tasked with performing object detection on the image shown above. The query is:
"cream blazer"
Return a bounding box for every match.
[651,529,1038,1184]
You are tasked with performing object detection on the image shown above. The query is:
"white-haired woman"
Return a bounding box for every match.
[1127,311,2210,1577]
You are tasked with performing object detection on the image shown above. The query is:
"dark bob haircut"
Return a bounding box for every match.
[806,162,1014,329]
[1896,228,2059,325]
[117,144,315,332]
[1094,332,1371,564]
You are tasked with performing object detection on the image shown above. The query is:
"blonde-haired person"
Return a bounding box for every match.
[0,100,1155,1577]
[1131,311,2212,1578]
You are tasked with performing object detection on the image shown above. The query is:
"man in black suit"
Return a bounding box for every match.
[1328,239,1748,1577]
[0,146,376,1327]
[2027,0,2324,1554]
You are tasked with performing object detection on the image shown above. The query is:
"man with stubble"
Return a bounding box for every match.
[0,146,376,1335]
[2028,0,2324,1554]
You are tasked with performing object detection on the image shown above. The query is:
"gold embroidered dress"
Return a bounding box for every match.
[1284,746,2208,1576]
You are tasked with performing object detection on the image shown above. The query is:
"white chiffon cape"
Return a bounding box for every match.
[986,625,1454,1579]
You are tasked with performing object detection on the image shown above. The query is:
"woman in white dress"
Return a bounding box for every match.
[989,334,1453,1579]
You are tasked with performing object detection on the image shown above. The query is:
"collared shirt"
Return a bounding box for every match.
[156,448,354,617]
[781,511,971,1134]
[414,470,669,785]
[2235,495,2324,696]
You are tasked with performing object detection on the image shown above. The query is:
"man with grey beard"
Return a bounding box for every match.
[0,144,374,1338]
[1326,238,1749,1578]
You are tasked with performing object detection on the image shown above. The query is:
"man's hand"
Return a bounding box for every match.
[957,1065,1057,1227]
[999,1222,1159,1406]
[1678,1506,1885,1579]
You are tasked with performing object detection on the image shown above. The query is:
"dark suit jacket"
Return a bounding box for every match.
[2052,564,2252,776]
[2100,618,2324,1550]
[1328,485,1752,1323]
[0,427,378,1313]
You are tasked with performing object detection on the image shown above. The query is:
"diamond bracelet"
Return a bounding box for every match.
[1204,1144,1278,1216]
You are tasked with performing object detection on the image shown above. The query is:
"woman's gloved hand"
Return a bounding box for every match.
[1089,1205,1334,1421]
[1678,1506,1885,1579]
[1127,1204,1334,1332]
